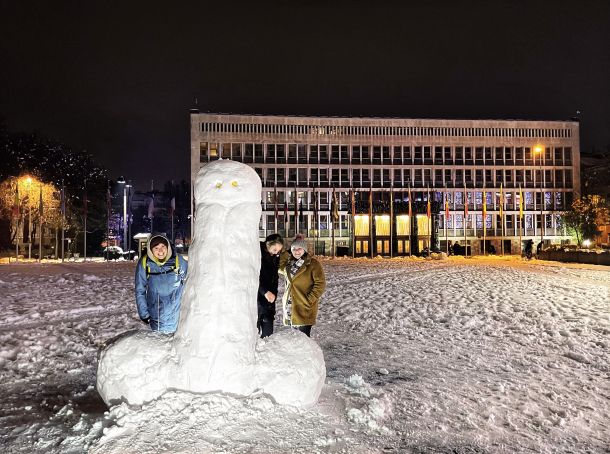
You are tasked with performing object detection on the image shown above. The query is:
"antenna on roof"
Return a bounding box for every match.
[190,97,200,114]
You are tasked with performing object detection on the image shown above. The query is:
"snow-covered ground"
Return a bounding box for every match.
[1,257,609,453]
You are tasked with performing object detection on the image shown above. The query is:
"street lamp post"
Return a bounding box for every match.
[25,177,33,260]
[15,178,19,262]
[116,177,131,256]
[124,184,132,256]
[534,146,544,248]
[128,183,133,259]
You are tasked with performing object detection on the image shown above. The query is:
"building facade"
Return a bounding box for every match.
[190,112,580,256]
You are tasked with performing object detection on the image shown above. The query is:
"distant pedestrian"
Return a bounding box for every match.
[134,233,188,333]
[537,241,543,255]
[279,235,326,337]
[257,233,283,338]
[524,239,534,260]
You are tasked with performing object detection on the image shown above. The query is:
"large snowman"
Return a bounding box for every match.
[96,160,326,408]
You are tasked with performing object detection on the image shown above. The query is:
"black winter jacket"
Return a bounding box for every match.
[258,242,280,313]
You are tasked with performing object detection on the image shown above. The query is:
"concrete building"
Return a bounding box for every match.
[190,112,580,256]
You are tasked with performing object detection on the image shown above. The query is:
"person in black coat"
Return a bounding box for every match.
[524,239,534,259]
[257,233,284,338]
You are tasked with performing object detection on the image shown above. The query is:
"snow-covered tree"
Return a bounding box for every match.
[563,195,609,246]
[0,123,110,253]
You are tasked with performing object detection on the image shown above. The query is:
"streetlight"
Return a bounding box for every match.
[117,177,131,255]
[124,183,132,256]
[533,146,544,249]
[24,176,33,260]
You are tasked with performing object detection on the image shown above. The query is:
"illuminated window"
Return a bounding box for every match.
[354,215,369,236]
[375,216,390,235]
[396,215,410,235]
[417,215,430,235]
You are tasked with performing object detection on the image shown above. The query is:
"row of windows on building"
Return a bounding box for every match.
[252,167,574,188]
[260,190,570,211]
[201,122,574,139]
[200,143,573,166]
[259,212,566,236]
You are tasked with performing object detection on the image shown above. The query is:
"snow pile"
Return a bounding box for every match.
[96,160,325,409]
[96,330,175,406]
[430,252,447,260]
[90,390,345,454]
[344,374,393,433]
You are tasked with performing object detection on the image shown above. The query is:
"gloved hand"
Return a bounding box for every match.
[140,317,150,325]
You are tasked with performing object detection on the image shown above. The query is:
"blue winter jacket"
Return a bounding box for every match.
[135,244,188,333]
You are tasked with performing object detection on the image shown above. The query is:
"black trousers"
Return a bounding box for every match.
[296,325,312,337]
[257,303,275,338]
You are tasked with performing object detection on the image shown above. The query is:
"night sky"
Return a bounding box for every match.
[1,1,609,190]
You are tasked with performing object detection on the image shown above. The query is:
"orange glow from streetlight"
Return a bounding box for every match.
[533,146,543,154]
[20,175,35,186]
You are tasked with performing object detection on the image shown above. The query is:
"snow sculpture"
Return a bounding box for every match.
[96,160,326,408]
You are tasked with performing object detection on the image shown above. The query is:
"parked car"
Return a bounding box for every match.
[103,246,124,260]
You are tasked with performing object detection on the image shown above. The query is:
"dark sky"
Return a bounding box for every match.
[1,1,609,190]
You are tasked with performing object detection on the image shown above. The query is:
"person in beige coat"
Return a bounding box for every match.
[279,236,326,337]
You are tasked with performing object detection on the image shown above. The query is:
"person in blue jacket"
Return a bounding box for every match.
[135,233,188,333]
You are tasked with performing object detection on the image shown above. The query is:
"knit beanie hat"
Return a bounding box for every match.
[290,237,308,253]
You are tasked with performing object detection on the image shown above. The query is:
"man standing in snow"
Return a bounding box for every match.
[134,234,188,333]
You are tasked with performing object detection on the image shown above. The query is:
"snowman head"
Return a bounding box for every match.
[195,160,261,207]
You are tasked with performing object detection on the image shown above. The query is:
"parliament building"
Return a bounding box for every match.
[190,112,580,257]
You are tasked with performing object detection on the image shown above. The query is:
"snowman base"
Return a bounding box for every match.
[96,329,325,409]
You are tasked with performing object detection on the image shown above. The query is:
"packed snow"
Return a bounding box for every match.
[0,256,609,453]
[97,160,325,409]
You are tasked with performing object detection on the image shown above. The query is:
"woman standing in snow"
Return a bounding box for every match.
[135,234,188,333]
[257,233,284,338]
[279,236,326,337]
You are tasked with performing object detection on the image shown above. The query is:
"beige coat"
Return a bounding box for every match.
[279,252,326,326]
